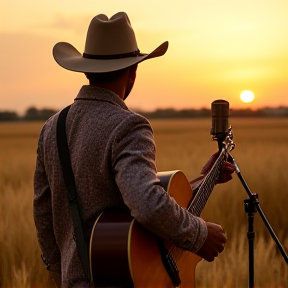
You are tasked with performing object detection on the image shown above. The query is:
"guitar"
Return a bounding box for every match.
[89,131,235,288]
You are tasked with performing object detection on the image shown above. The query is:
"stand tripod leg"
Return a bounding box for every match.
[244,197,257,288]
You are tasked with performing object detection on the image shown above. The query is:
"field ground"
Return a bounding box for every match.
[0,118,287,288]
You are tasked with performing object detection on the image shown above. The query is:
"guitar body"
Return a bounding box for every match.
[89,170,202,288]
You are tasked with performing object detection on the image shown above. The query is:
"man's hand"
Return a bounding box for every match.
[201,152,235,184]
[196,222,227,262]
[190,151,235,190]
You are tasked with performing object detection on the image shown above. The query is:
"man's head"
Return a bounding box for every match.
[52,12,168,75]
[85,64,138,100]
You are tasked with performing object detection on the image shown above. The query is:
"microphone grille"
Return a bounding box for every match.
[211,99,230,135]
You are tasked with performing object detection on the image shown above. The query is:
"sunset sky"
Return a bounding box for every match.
[0,0,287,114]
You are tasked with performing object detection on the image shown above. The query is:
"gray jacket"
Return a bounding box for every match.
[33,85,207,287]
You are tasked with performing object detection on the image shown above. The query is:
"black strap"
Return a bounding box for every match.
[56,105,90,281]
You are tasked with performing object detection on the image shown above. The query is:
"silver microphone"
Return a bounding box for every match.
[210,99,230,140]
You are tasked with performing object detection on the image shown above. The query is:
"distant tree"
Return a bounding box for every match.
[24,107,39,120]
[138,108,211,119]
[1,106,287,122]
[261,106,288,117]
[230,108,264,117]
[23,107,57,121]
[0,111,19,121]
[38,108,57,120]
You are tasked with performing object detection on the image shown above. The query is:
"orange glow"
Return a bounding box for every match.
[0,0,287,113]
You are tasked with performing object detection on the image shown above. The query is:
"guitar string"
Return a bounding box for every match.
[193,159,223,216]
[188,151,225,215]
[168,167,223,262]
[171,155,225,262]
[167,151,224,257]
[191,157,223,216]
[167,149,226,261]
[188,150,225,211]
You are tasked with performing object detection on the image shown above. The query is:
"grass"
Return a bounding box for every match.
[0,118,287,288]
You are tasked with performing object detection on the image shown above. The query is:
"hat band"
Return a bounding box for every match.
[83,49,141,60]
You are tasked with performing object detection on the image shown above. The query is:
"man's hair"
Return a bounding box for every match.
[85,67,129,84]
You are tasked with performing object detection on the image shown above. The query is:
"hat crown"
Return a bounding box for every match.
[52,11,168,73]
[84,12,138,56]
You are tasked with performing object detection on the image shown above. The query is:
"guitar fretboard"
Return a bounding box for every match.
[188,149,226,216]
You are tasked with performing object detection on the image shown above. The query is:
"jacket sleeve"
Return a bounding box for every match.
[111,113,208,253]
[33,125,61,273]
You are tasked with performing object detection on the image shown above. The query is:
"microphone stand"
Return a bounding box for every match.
[216,133,288,288]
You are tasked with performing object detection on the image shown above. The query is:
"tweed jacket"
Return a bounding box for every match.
[33,85,208,287]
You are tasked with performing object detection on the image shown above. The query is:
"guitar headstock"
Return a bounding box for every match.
[223,126,235,157]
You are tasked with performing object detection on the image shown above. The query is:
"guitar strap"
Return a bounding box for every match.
[56,105,90,282]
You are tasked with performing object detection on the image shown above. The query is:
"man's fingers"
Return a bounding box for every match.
[220,162,236,173]
[201,153,235,175]
[200,152,219,174]
[218,243,225,253]
[196,222,227,262]
[208,248,220,262]
[218,174,232,184]
[217,161,235,184]
[206,256,216,262]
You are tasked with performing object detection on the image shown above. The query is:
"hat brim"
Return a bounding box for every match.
[53,41,168,73]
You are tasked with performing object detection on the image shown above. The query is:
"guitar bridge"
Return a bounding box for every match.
[158,241,181,287]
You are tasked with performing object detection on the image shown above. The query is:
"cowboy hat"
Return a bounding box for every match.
[53,12,169,73]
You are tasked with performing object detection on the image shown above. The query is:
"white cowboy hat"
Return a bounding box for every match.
[53,12,169,73]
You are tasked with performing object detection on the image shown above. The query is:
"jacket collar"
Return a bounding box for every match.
[74,85,129,110]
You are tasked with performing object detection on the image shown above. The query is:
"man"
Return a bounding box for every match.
[33,12,235,288]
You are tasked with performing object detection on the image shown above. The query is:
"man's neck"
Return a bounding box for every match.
[88,68,130,100]
[89,82,125,100]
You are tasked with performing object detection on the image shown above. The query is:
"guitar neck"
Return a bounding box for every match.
[188,149,226,216]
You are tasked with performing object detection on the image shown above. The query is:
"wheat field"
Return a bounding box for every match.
[0,118,287,288]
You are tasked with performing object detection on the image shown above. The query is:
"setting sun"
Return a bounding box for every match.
[240,90,255,103]
[0,1,287,113]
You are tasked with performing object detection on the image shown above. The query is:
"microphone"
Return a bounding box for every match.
[210,99,230,148]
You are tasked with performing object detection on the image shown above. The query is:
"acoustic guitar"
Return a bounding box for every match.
[89,133,235,288]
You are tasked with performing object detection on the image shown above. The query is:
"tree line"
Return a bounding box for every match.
[0,106,288,121]
[0,107,58,121]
